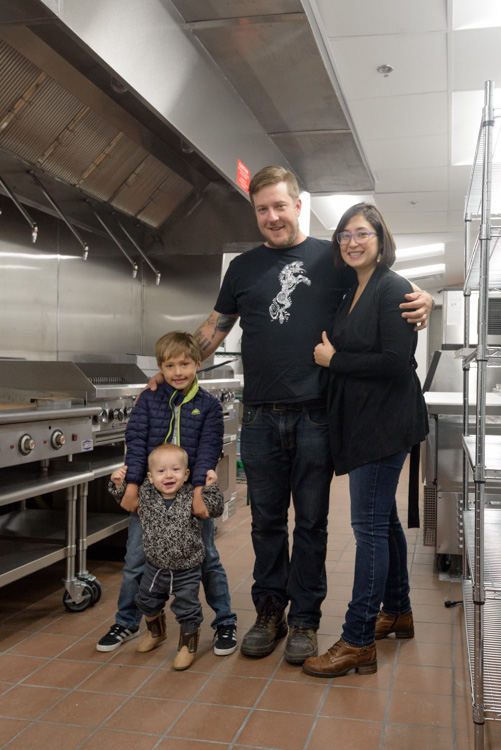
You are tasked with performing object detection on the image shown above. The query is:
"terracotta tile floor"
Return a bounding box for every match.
[1,466,500,750]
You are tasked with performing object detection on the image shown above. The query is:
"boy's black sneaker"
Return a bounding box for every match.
[213,624,238,656]
[96,623,139,652]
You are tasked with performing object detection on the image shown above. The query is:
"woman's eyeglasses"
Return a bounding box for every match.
[336,230,378,245]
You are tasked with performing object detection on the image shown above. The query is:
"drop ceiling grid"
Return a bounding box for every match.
[314,0,447,38]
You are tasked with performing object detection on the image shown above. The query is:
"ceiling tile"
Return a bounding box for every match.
[365,133,449,170]
[376,191,448,213]
[452,28,501,90]
[329,33,447,99]
[382,210,449,233]
[375,166,448,193]
[315,0,446,37]
[349,92,448,141]
[449,165,473,192]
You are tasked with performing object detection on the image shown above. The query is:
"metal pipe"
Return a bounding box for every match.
[0,174,38,242]
[86,202,138,278]
[29,171,88,258]
[113,215,161,284]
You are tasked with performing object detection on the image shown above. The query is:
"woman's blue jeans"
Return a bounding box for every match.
[342,450,411,647]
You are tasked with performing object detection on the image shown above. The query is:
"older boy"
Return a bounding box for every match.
[96,332,237,655]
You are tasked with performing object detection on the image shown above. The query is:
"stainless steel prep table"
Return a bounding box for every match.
[423,391,501,558]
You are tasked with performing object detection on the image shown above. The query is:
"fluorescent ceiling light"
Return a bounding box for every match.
[452,89,501,165]
[395,243,445,262]
[453,0,501,29]
[395,263,445,280]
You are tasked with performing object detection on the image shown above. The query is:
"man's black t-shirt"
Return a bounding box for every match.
[215,237,355,404]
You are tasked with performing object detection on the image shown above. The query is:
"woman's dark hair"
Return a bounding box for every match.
[332,202,396,269]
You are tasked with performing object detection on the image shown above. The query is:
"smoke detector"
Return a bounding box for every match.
[377,64,394,77]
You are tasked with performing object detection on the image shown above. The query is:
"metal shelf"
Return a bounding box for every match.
[86,513,129,544]
[0,464,94,508]
[462,435,501,480]
[455,347,501,366]
[464,509,501,593]
[0,540,68,587]
[465,111,501,218]
[465,227,501,291]
[463,580,501,721]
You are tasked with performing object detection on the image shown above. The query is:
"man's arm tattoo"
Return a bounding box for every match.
[194,328,213,352]
[215,314,237,333]
[194,313,236,353]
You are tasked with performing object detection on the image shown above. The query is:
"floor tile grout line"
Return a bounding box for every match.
[1,621,215,748]
[208,654,298,750]
[301,677,333,750]
[378,640,402,750]
[71,644,219,750]
[1,487,471,749]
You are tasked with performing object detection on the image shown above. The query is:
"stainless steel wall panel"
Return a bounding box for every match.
[0,203,58,358]
[142,253,223,352]
[0,196,224,361]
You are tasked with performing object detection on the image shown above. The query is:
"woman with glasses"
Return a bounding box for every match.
[303,202,428,678]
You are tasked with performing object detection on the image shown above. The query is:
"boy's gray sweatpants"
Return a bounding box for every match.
[135,559,203,633]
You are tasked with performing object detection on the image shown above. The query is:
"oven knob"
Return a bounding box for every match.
[96,409,108,424]
[51,430,66,449]
[19,434,35,455]
[112,408,124,421]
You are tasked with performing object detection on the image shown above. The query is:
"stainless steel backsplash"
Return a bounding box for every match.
[0,198,223,361]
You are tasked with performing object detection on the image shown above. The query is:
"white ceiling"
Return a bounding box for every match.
[306,0,501,294]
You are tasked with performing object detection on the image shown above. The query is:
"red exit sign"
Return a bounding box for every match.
[237,159,250,193]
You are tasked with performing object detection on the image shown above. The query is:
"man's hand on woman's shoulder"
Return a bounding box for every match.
[400,290,433,331]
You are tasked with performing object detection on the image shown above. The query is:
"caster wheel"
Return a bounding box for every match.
[87,578,103,604]
[63,585,93,612]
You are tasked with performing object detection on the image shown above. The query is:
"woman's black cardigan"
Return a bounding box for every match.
[327,265,428,478]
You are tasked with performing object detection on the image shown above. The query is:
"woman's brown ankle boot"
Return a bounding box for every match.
[137,612,167,652]
[172,628,200,670]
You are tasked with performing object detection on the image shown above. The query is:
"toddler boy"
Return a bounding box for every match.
[110,444,223,669]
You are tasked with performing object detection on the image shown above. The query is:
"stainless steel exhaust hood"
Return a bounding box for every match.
[0,0,374,242]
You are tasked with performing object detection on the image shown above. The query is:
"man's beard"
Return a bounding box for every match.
[262,222,300,248]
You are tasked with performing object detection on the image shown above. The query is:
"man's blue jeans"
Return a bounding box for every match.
[116,513,236,631]
[342,449,411,647]
[240,403,334,629]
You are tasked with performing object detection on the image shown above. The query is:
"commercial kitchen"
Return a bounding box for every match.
[1,2,501,749]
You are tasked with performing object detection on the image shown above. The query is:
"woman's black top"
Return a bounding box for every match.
[327,266,428,475]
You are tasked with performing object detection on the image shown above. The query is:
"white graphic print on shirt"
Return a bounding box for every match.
[269,261,312,324]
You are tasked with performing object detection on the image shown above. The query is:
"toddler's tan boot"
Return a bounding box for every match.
[137,611,167,652]
[172,627,200,670]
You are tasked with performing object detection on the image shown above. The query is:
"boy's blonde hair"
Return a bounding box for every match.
[154,331,201,367]
[148,442,189,470]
